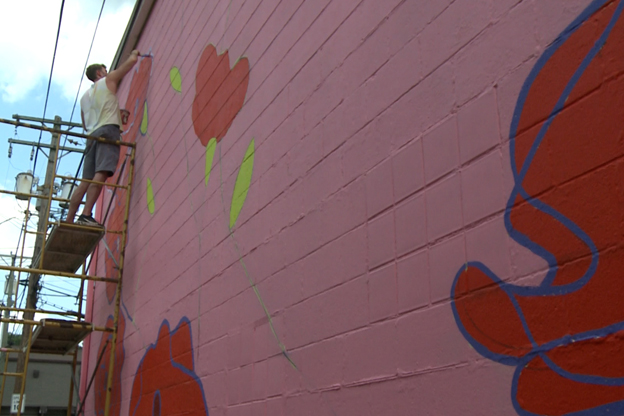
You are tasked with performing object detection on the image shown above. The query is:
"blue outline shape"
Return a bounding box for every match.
[122,296,134,324]
[450,0,624,414]
[130,317,209,416]
[511,354,624,416]
[505,0,623,297]
[152,391,161,416]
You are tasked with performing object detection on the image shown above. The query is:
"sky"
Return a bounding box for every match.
[0,0,136,333]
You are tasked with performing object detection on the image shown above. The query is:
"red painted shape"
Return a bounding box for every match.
[103,189,124,302]
[452,1,624,414]
[122,57,152,144]
[192,44,250,145]
[453,270,533,359]
[102,57,152,301]
[94,313,126,416]
[129,319,208,415]
[516,332,624,416]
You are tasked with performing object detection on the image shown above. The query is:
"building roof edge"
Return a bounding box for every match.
[111,0,156,69]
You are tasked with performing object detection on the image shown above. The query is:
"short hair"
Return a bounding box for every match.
[86,64,106,82]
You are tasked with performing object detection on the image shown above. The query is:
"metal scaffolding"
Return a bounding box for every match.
[0,117,136,416]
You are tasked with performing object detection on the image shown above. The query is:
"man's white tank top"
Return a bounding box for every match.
[80,78,121,134]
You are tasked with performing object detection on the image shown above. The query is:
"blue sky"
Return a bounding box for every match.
[0,0,136,328]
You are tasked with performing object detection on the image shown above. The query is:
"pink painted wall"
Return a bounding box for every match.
[80,0,624,415]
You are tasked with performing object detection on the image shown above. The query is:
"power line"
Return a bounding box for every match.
[60,0,108,155]
[56,0,108,223]
[39,285,75,298]
[69,0,107,125]
[40,293,75,298]
[0,217,20,227]
[40,283,82,298]
[39,299,79,314]
[31,0,66,177]
[44,278,79,290]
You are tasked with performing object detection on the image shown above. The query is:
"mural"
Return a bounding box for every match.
[129,318,209,416]
[80,0,624,413]
[451,0,624,415]
[188,46,281,372]
[191,44,254,228]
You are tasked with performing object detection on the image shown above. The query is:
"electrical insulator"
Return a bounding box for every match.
[30,147,34,161]
[8,144,12,158]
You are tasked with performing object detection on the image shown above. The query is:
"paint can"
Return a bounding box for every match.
[120,109,130,126]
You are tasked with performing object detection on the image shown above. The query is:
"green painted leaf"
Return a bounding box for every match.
[205,138,217,186]
[140,101,148,135]
[146,178,155,214]
[170,67,182,92]
[230,139,254,229]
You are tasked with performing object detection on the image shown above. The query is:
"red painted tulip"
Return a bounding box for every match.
[192,44,249,146]
[129,319,208,415]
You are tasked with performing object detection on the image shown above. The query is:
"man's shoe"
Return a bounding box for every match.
[76,214,102,227]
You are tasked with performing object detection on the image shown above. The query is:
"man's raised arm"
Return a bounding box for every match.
[106,50,140,94]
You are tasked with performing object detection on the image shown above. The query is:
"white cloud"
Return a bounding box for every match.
[0,0,135,103]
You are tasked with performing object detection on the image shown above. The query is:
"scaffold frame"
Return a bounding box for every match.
[0,117,136,416]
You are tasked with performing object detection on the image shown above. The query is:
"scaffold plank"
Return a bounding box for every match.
[32,222,104,274]
[30,319,93,355]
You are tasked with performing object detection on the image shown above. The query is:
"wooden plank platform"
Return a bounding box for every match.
[32,221,105,274]
[30,319,92,355]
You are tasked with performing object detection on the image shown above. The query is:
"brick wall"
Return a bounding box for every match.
[82,0,624,415]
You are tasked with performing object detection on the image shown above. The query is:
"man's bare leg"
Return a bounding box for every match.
[81,171,108,218]
[66,171,108,223]
[66,181,90,223]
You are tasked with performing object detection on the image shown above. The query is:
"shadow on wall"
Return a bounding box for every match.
[451,0,624,415]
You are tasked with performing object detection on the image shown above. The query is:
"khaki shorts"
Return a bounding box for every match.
[83,124,121,179]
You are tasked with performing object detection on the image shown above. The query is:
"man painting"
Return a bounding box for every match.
[66,50,140,225]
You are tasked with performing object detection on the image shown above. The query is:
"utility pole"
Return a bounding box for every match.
[0,252,32,359]
[1,253,16,352]
[10,115,80,400]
